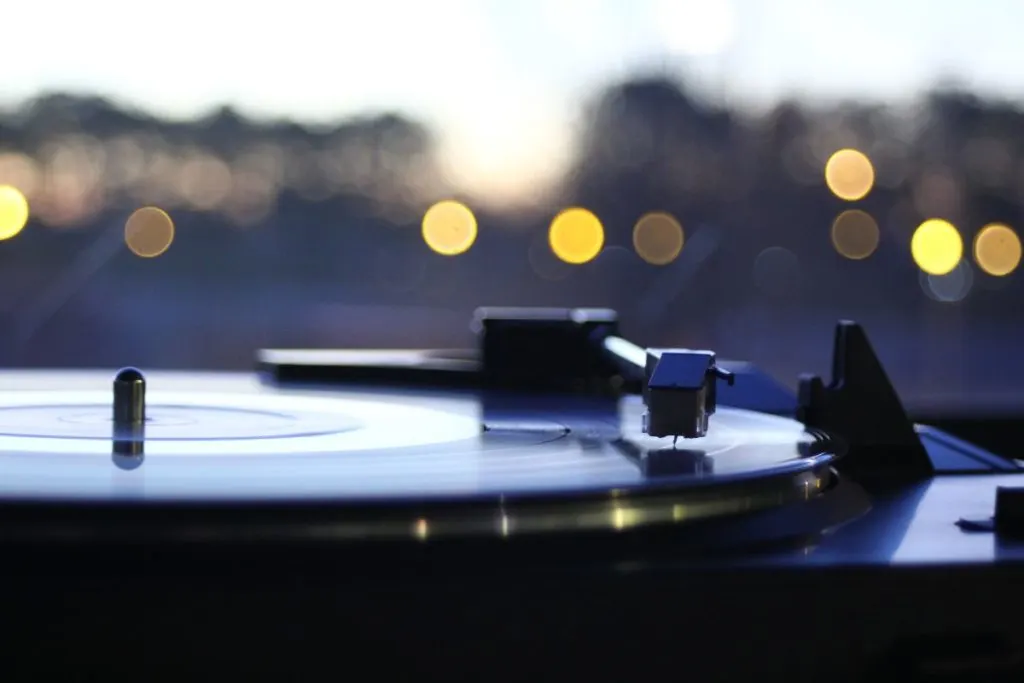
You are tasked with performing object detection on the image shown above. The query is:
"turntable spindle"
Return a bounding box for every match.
[113,367,146,426]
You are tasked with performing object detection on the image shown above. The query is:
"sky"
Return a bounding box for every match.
[3,0,1024,200]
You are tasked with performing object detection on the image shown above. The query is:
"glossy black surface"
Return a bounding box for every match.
[0,370,851,549]
[0,370,833,503]
[0,367,1017,562]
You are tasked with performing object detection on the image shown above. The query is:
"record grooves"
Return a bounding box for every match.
[0,368,843,545]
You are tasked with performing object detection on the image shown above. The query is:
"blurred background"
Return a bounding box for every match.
[0,0,1022,412]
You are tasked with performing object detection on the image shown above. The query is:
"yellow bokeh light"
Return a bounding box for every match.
[824,148,875,201]
[549,207,604,265]
[421,200,477,256]
[974,223,1022,277]
[0,185,30,241]
[125,206,175,258]
[633,212,684,265]
[830,210,879,260]
[911,218,962,276]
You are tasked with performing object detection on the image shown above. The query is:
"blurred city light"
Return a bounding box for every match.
[973,223,1021,277]
[125,206,175,258]
[0,0,1023,407]
[0,153,41,198]
[911,218,962,276]
[421,200,478,256]
[830,210,879,260]
[753,246,800,296]
[0,185,30,241]
[922,260,973,303]
[549,207,604,264]
[824,148,875,201]
[633,212,684,265]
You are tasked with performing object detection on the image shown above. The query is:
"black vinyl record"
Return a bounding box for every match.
[0,370,840,542]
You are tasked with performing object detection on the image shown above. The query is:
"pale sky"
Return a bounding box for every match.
[3,0,1024,199]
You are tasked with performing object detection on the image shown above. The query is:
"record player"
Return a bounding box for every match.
[1,306,1021,682]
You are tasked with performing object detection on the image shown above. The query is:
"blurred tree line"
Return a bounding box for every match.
[0,75,1021,366]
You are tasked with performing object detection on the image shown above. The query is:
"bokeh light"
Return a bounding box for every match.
[824,148,875,201]
[973,223,1021,277]
[911,219,963,276]
[421,200,478,256]
[0,185,30,241]
[921,261,973,303]
[0,153,41,198]
[753,246,800,297]
[633,212,684,265]
[125,206,175,258]
[549,207,604,264]
[830,210,879,260]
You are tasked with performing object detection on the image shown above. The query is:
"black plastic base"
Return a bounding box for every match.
[4,557,1022,682]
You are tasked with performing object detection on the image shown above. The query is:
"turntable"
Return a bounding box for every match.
[2,307,1022,682]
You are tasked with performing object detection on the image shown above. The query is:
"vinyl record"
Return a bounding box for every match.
[0,370,840,541]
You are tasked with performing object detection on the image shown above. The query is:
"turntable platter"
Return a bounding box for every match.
[0,370,839,541]
[0,369,833,498]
